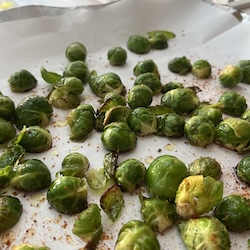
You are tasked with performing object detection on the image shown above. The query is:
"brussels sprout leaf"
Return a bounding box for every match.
[41,66,62,84]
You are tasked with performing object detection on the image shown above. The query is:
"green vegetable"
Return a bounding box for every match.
[237,59,250,84]
[0,117,16,144]
[191,59,212,79]
[178,217,231,250]
[168,56,192,75]
[12,244,50,250]
[184,116,216,147]
[127,34,151,54]
[108,47,127,66]
[47,175,88,214]
[0,165,13,188]
[10,159,51,192]
[219,64,242,87]
[55,76,84,95]
[133,59,160,78]
[0,195,22,233]
[145,155,187,200]
[103,152,118,180]
[115,158,145,193]
[214,194,250,232]
[8,69,37,92]
[0,145,25,168]
[102,92,127,107]
[242,109,250,123]
[175,175,223,218]
[14,95,53,129]
[115,220,160,250]
[101,122,137,153]
[147,30,175,50]
[65,42,87,62]
[85,167,107,190]
[41,66,62,84]
[188,157,222,179]
[161,81,184,94]
[0,92,15,120]
[235,156,250,185]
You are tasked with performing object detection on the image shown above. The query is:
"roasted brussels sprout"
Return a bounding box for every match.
[147,30,175,50]
[145,155,187,200]
[127,34,151,54]
[100,184,124,222]
[0,92,15,120]
[219,64,242,88]
[12,244,50,250]
[15,126,52,153]
[108,47,127,66]
[214,194,250,232]
[88,70,126,98]
[65,41,87,62]
[133,59,160,78]
[66,104,95,141]
[47,175,88,214]
[127,107,158,136]
[134,72,162,95]
[127,84,153,109]
[101,122,137,153]
[115,158,145,193]
[10,159,51,192]
[242,109,250,122]
[0,165,13,188]
[85,167,107,190]
[55,76,84,95]
[72,203,102,249]
[161,81,184,94]
[103,152,118,180]
[14,95,53,129]
[191,59,212,79]
[178,217,231,250]
[237,59,250,84]
[175,175,223,218]
[0,118,16,144]
[102,92,126,107]
[184,116,216,147]
[63,60,89,84]
[218,91,247,116]
[0,195,22,233]
[139,194,177,233]
[115,220,160,250]
[168,56,192,75]
[161,87,199,115]
[188,157,222,179]
[8,69,37,92]
[214,117,250,153]
[235,156,250,185]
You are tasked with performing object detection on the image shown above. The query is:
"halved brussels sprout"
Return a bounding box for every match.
[168,56,192,75]
[127,35,151,54]
[0,92,15,120]
[0,118,16,144]
[65,42,87,62]
[219,64,242,88]
[147,30,175,50]
[237,59,250,84]
[108,47,127,66]
[133,59,160,78]
[56,76,84,95]
[85,167,107,190]
[103,152,118,180]
[191,59,212,79]
[242,109,250,123]
[161,81,184,94]
[0,165,13,188]
[235,156,250,185]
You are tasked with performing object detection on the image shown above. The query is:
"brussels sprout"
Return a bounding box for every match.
[148,105,175,116]
[12,244,50,250]
[102,92,127,107]
[0,165,13,188]
[219,64,242,88]
[65,42,87,62]
[88,70,126,98]
[242,109,250,123]
[127,84,153,109]
[191,59,212,79]
[10,159,51,192]
[0,195,22,233]
[133,59,160,78]
[178,217,231,250]
[85,167,107,190]
[188,157,222,179]
[218,91,247,116]
[157,112,185,138]
[214,194,250,232]
[175,175,223,218]
[14,95,53,129]
[47,175,88,214]
[55,76,84,95]
[139,194,177,233]
[100,184,124,222]
[235,156,250,185]
[0,145,25,168]
[103,152,118,180]
[8,69,37,92]
[168,56,192,75]
[161,81,184,94]
[147,30,175,50]
[127,107,158,136]
[184,116,216,147]
[15,126,52,153]
[59,152,89,178]
[115,220,160,250]
[101,122,137,153]
[127,34,151,54]
[72,203,102,249]
[0,118,16,144]
[214,117,250,153]
[134,72,162,95]
[161,87,200,115]
[145,155,187,200]
[63,60,89,84]
[107,47,127,66]
[0,92,15,120]
[237,59,250,84]
[115,158,145,193]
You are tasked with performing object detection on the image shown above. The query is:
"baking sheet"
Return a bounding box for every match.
[0,0,249,249]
